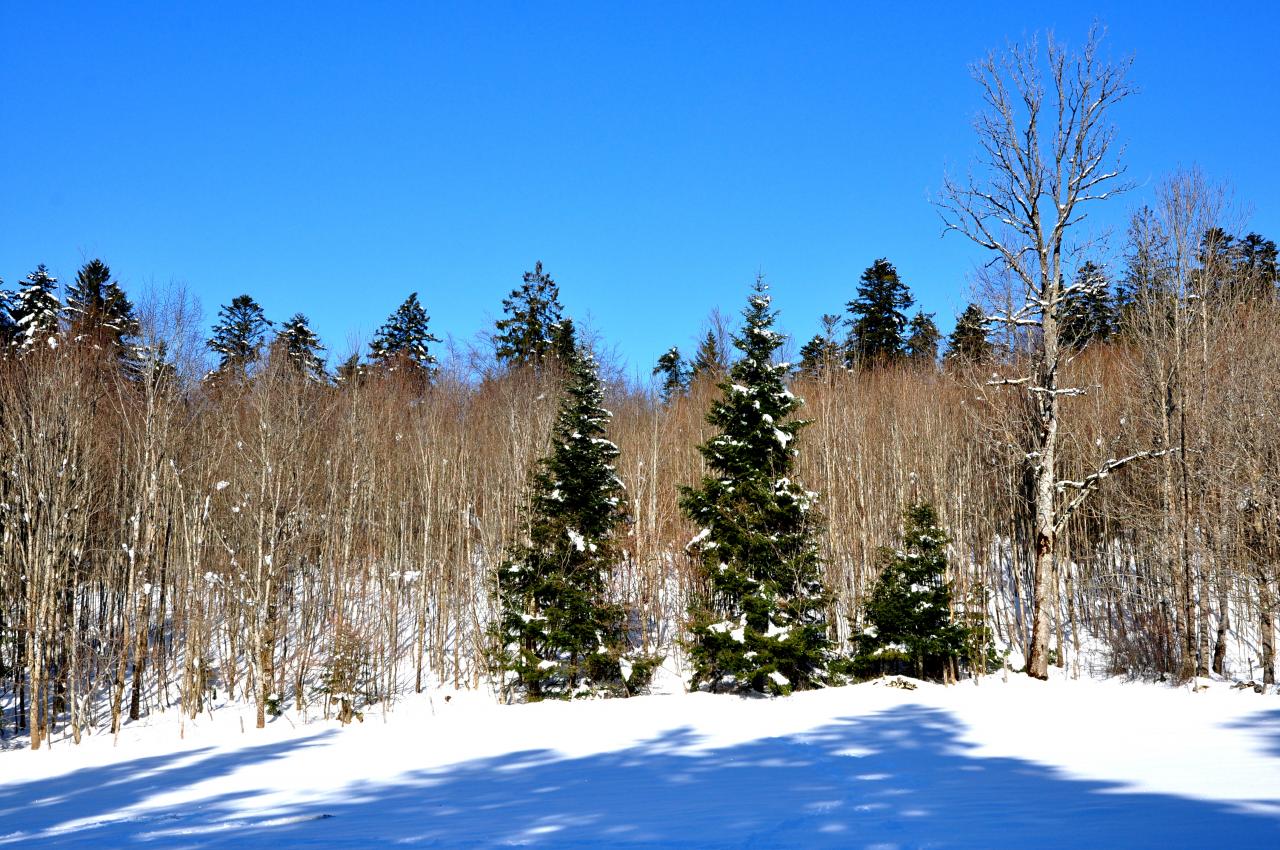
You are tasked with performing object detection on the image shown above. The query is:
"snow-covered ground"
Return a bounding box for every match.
[3,670,1279,848]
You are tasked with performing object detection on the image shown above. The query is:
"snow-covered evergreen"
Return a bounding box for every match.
[275,313,328,382]
[495,345,654,700]
[681,277,834,695]
[368,293,440,376]
[10,265,62,353]
[207,294,272,375]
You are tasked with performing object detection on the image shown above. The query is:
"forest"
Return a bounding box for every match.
[2,29,1278,749]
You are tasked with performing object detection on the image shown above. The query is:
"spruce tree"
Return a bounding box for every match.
[1239,232,1279,292]
[494,261,565,368]
[944,303,992,364]
[0,278,14,351]
[208,294,272,375]
[65,260,139,344]
[905,310,941,363]
[334,354,364,386]
[275,313,328,382]
[690,329,727,380]
[855,503,969,681]
[494,346,649,700]
[10,265,62,353]
[652,346,690,402]
[681,278,833,695]
[368,292,440,375]
[796,314,843,378]
[845,258,913,365]
[1060,261,1116,349]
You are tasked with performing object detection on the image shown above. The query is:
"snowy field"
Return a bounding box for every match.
[3,671,1279,848]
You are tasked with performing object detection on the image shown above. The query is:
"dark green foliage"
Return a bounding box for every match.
[855,503,974,681]
[494,347,652,700]
[905,310,940,363]
[653,346,690,402]
[368,292,440,375]
[10,265,61,352]
[681,278,833,695]
[65,259,139,344]
[334,354,363,386]
[691,329,728,380]
[945,303,992,364]
[846,258,913,366]
[494,261,566,369]
[796,314,843,378]
[1239,232,1279,290]
[275,313,328,382]
[0,277,14,350]
[1060,262,1116,349]
[208,294,272,375]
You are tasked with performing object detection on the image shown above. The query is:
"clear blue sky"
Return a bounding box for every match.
[3,2,1277,379]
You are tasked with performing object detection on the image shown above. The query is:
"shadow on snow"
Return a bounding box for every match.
[2,705,1278,848]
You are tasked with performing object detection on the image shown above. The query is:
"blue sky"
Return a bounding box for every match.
[2,2,1277,379]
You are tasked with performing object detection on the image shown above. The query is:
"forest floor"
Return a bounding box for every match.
[2,668,1279,848]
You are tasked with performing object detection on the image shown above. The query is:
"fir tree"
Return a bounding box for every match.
[64,259,139,344]
[275,313,328,382]
[1239,232,1279,292]
[690,329,727,380]
[681,278,833,695]
[10,265,62,353]
[494,261,566,368]
[1060,261,1116,349]
[796,314,843,378]
[905,310,941,364]
[208,294,272,375]
[944,303,992,364]
[550,316,578,363]
[652,346,690,402]
[494,347,650,700]
[368,292,440,375]
[846,258,913,365]
[855,503,970,681]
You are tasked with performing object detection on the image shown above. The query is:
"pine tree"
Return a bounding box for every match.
[10,265,62,353]
[855,503,970,681]
[494,347,650,700]
[275,313,328,382]
[681,278,833,695]
[652,346,690,402]
[494,261,566,368]
[796,314,843,378]
[1239,232,1279,293]
[1060,261,1116,349]
[368,293,440,375]
[207,294,272,375]
[690,330,727,380]
[944,303,992,364]
[846,258,913,365]
[905,310,940,364]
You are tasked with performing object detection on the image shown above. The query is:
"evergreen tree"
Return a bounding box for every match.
[550,316,578,363]
[1060,261,1116,349]
[905,310,941,363]
[855,503,970,681]
[10,265,62,352]
[494,347,650,700]
[845,258,913,365]
[944,303,992,364]
[334,354,364,387]
[1239,232,1279,286]
[796,314,843,378]
[652,346,690,402]
[0,277,15,351]
[681,278,833,695]
[368,292,440,375]
[690,329,727,379]
[207,294,272,374]
[275,313,328,382]
[494,261,566,368]
[64,259,139,345]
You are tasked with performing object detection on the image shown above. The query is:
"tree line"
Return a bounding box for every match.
[2,28,1278,749]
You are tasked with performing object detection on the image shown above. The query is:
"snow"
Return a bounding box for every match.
[2,674,1279,847]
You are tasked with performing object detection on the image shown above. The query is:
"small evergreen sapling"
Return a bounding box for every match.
[681,278,834,695]
[856,503,974,681]
[494,346,655,700]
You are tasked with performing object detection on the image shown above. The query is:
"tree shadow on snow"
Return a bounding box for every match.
[2,707,1278,848]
